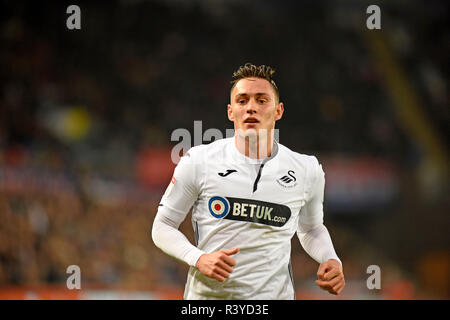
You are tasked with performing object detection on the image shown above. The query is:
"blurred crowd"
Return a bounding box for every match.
[0,182,412,298]
[0,0,448,298]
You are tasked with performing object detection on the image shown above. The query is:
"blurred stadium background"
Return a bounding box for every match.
[0,0,448,299]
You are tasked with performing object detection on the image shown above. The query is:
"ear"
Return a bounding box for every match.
[275,102,284,121]
[227,104,234,121]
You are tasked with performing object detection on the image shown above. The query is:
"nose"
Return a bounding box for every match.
[246,98,257,114]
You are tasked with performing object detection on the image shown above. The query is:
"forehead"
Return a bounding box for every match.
[232,77,274,97]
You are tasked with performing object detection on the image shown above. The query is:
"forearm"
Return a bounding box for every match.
[151,206,205,267]
[297,223,341,266]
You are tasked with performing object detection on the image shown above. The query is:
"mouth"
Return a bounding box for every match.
[244,117,259,124]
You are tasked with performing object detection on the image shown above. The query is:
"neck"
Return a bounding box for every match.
[234,129,274,159]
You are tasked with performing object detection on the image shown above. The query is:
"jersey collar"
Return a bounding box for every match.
[230,136,279,165]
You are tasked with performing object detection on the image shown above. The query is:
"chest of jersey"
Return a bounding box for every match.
[196,154,308,228]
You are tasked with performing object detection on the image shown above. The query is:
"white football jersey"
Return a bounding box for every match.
[157,137,333,300]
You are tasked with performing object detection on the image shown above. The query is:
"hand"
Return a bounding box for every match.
[195,248,239,282]
[315,259,345,295]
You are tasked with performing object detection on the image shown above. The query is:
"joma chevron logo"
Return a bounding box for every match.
[218,169,237,177]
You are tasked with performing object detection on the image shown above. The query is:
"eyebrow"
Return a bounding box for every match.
[235,93,270,98]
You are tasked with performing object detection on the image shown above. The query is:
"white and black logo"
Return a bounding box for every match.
[218,169,237,177]
[277,170,297,188]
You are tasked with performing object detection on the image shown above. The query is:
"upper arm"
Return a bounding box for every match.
[158,148,202,226]
[298,156,325,232]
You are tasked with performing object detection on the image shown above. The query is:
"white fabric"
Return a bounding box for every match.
[152,208,205,267]
[297,223,341,266]
[151,137,341,299]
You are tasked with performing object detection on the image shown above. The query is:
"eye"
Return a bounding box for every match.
[259,99,267,104]
[238,99,246,104]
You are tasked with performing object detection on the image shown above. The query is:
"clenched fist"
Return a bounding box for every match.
[315,259,345,295]
[196,248,240,282]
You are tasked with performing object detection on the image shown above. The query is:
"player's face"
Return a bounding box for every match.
[228,77,284,136]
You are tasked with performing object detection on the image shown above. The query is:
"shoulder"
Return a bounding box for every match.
[187,137,232,155]
[175,138,232,185]
[278,144,325,200]
[180,137,232,163]
[277,143,324,193]
[277,143,321,171]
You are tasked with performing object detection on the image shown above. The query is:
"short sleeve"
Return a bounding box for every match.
[159,147,202,218]
[298,156,325,228]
